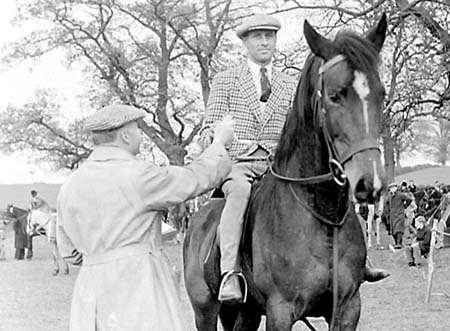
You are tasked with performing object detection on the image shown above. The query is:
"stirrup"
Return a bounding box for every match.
[219,270,248,303]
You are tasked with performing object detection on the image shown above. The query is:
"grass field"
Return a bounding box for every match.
[1,223,450,331]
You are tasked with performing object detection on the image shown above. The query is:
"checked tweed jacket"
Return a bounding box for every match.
[202,62,298,159]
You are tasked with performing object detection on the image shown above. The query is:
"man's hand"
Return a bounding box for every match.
[213,115,235,148]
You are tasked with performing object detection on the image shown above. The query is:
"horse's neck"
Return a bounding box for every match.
[280,130,329,179]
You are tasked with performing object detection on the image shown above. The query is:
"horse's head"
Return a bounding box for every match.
[303,14,388,203]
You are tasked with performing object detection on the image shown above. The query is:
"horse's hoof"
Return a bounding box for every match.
[64,268,69,275]
[52,268,59,276]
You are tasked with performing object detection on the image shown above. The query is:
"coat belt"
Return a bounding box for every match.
[83,244,153,266]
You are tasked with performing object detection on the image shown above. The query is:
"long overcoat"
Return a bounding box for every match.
[57,143,231,331]
[386,191,413,234]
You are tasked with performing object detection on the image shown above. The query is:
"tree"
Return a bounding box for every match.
[1,0,288,167]
[286,0,450,181]
[0,89,91,169]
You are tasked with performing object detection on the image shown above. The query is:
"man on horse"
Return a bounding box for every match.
[201,13,298,304]
[30,190,51,213]
[202,13,389,305]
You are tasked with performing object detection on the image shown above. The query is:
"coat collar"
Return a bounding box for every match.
[88,145,136,161]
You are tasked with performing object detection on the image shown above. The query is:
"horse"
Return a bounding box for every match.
[184,14,388,331]
[27,209,69,276]
[5,204,33,260]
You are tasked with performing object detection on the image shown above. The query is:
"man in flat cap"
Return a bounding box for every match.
[56,104,235,331]
[200,13,298,304]
[384,182,414,249]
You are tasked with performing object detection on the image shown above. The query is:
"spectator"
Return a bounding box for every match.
[385,182,413,248]
[405,216,431,267]
[30,190,52,213]
[408,180,417,193]
[0,218,9,260]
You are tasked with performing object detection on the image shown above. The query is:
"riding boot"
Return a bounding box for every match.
[363,265,390,282]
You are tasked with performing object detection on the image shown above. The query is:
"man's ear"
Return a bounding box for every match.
[118,126,130,144]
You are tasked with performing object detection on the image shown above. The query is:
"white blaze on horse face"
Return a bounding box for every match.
[352,71,370,134]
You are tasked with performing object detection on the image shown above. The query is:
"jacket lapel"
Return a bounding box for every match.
[238,64,263,124]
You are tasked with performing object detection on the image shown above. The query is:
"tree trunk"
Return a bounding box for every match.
[382,129,396,184]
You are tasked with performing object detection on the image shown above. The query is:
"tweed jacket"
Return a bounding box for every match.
[202,62,298,159]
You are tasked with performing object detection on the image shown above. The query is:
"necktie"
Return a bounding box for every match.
[260,67,271,102]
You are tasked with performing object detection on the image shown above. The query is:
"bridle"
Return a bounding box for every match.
[269,54,381,187]
[268,54,382,331]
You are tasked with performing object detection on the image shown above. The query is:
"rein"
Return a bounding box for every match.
[270,54,377,331]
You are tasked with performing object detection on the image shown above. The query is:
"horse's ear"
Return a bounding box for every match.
[365,13,388,53]
[303,20,335,60]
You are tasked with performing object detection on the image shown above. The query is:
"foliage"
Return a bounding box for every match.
[284,0,450,181]
[1,0,450,178]
[0,89,91,169]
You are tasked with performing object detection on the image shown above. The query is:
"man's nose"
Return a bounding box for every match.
[260,36,269,45]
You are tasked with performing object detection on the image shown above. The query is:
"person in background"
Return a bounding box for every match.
[385,182,413,249]
[0,218,9,260]
[57,104,235,331]
[405,216,431,267]
[408,180,417,194]
[30,190,52,213]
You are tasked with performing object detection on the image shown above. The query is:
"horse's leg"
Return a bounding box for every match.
[186,273,221,331]
[231,305,261,331]
[375,216,381,246]
[332,291,361,331]
[265,295,295,331]
[191,299,220,331]
[54,241,69,274]
[367,217,373,248]
[218,304,238,331]
[50,241,59,276]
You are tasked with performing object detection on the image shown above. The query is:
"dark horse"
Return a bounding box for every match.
[184,15,388,331]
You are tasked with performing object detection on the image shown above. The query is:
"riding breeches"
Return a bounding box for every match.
[219,160,268,273]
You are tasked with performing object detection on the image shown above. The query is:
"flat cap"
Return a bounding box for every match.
[236,14,281,39]
[388,182,397,188]
[84,104,146,132]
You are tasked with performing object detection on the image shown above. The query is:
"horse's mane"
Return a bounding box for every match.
[274,30,381,169]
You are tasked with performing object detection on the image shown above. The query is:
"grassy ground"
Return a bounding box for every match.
[1,224,449,331]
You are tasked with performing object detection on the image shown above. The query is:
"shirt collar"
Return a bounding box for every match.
[88,145,137,161]
[247,58,272,81]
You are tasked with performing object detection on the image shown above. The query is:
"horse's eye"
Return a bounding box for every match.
[328,92,341,104]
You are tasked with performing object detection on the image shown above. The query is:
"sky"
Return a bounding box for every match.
[0,1,435,184]
[0,1,87,184]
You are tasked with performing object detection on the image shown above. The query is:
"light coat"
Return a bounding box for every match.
[57,143,231,331]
